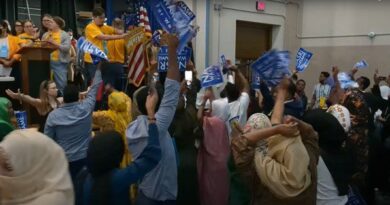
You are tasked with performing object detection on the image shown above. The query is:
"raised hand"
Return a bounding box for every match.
[5,89,18,99]
[146,87,159,118]
[275,122,299,137]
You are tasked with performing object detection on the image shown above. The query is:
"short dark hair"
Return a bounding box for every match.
[359,76,370,90]
[63,84,79,103]
[134,85,164,115]
[297,79,306,85]
[224,83,240,102]
[0,20,10,33]
[92,7,105,17]
[321,71,330,78]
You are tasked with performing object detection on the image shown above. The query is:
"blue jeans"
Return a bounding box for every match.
[135,191,176,205]
[50,61,68,94]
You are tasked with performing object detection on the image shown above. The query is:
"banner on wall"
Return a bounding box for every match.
[251,50,291,86]
[157,46,192,72]
[296,48,313,72]
[201,65,224,88]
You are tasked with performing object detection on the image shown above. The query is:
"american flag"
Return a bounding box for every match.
[127,42,149,87]
[136,0,152,37]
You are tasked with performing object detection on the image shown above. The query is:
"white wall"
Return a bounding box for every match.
[184,0,289,74]
[300,0,390,47]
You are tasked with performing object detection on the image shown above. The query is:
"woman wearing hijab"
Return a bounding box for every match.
[80,88,161,205]
[0,97,14,141]
[197,88,230,205]
[231,79,319,205]
[93,91,132,167]
[168,81,200,205]
[342,89,370,178]
[0,130,74,204]
[342,88,372,201]
[303,109,355,205]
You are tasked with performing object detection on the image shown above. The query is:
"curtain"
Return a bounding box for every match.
[41,0,77,35]
[0,0,18,26]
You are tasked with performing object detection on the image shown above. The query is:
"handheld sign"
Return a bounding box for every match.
[251,69,261,89]
[251,50,291,87]
[148,0,198,53]
[77,37,108,64]
[338,72,358,89]
[354,60,368,69]
[296,48,313,72]
[157,46,192,72]
[125,27,147,55]
[201,65,224,88]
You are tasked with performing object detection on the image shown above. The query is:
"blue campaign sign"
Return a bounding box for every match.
[251,50,291,86]
[296,48,313,72]
[338,72,358,89]
[77,37,108,64]
[354,59,368,69]
[157,46,191,72]
[201,65,224,88]
[148,0,197,53]
[251,69,261,89]
[148,0,175,33]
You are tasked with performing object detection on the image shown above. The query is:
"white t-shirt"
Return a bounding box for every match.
[0,37,11,76]
[317,157,348,205]
[313,83,331,109]
[227,92,250,138]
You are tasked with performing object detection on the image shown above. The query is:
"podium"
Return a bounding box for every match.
[17,43,56,126]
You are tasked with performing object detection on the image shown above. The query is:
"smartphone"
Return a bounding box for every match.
[185,71,193,81]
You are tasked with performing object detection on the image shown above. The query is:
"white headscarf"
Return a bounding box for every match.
[327,104,351,132]
[0,130,74,205]
[211,98,229,122]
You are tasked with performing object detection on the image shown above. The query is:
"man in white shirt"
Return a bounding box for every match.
[310,71,331,110]
[222,65,250,137]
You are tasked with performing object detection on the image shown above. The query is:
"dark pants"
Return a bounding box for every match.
[136,190,176,205]
[84,62,97,86]
[102,62,124,91]
[69,158,86,184]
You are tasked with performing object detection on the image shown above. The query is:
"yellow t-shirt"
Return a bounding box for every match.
[107,39,125,64]
[43,31,61,61]
[83,23,115,63]
[18,33,34,44]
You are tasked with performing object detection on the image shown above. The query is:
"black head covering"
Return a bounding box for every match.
[86,131,125,205]
[303,109,346,153]
[303,109,355,195]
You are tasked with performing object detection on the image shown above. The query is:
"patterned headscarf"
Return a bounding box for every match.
[327,104,351,132]
[245,113,272,131]
[342,89,370,126]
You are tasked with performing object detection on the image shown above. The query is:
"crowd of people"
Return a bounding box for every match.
[0,6,390,205]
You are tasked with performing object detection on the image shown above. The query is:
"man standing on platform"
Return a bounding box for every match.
[83,7,129,85]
